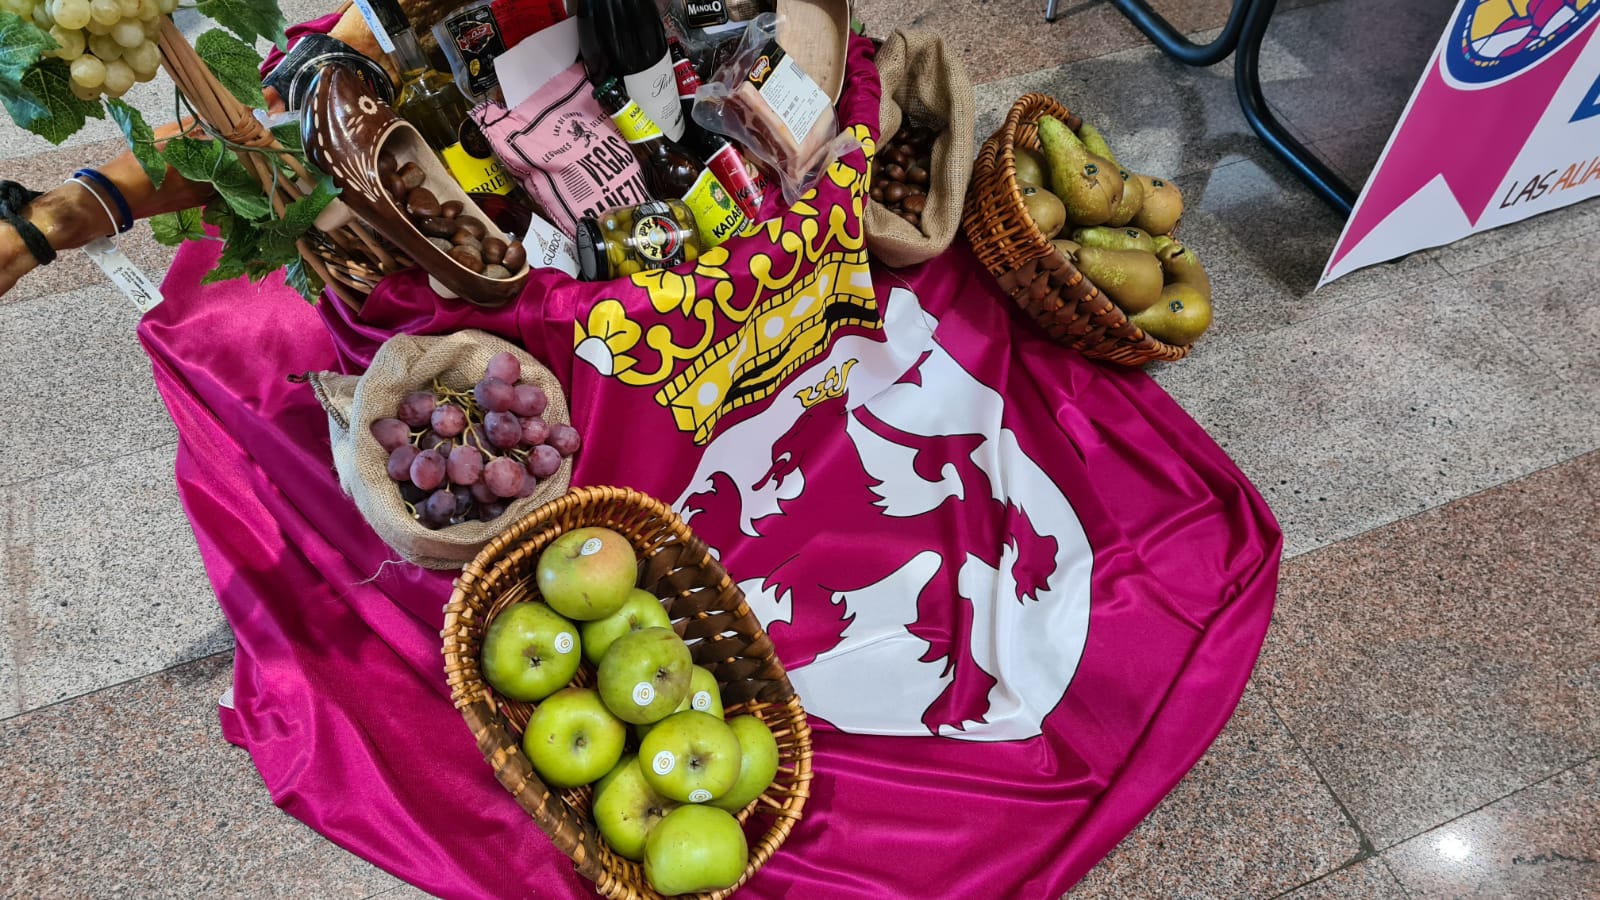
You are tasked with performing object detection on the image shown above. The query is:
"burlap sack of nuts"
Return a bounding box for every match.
[305,329,572,570]
[866,30,976,268]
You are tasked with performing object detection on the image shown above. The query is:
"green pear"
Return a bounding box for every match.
[1155,240,1212,301]
[1077,122,1119,164]
[1074,247,1164,314]
[1071,225,1156,254]
[1152,234,1177,254]
[1037,116,1123,227]
[1131,283,1212,346]
[1013,146,1050,188]
[1131,174,1183,235]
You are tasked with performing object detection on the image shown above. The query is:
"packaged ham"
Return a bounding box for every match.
[472,62,657,238]
[690,13,858,206]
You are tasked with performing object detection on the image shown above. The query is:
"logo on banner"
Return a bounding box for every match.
[1445,0,1599,88]
[675,289,1094,742]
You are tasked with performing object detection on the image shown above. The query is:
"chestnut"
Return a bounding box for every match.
[419,216,456,238]
[378,151,398,178]
[426,236,453,253]
[884,182,908,204]
[907,165,930,186]
[901,211,921,228]
[502,240,527,271]
[483,264,512,280]
[397,161,426,190]
[405,187,441,218]
[901,193,926,214]
[455,217,488,240]
[448,245,485,272]
[870,184,884,202]
[482,236,507,265]
[884,163,906,182]
[440,200,464,219]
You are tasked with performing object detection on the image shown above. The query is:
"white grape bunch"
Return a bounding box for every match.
[4,0,178,99]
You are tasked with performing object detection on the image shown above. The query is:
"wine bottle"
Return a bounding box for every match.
[668,38,765,220]
[351,0,513,194]
[592,77,746,248]
[575,0,686,143]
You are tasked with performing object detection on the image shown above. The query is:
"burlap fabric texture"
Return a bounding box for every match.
[866,29,976,268]
[307,329,572,570]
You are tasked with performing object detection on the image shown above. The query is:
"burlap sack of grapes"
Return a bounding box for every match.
[306,329,573,570]
[865,30,976,269]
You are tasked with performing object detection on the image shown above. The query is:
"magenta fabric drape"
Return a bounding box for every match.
[137,32,1280,899]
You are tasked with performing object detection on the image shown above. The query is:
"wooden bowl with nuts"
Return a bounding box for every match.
[303,66,530,308]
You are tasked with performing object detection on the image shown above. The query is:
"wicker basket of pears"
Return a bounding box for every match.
[963,94,1213,365]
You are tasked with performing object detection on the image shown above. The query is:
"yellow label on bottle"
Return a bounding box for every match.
[440,142,514,195]
[680,169,746,249]
[610,101,664,144]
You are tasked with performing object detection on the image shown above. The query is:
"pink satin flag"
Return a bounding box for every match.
[138,33,1280,899]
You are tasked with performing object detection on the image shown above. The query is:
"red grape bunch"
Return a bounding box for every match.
[369,351,581,529]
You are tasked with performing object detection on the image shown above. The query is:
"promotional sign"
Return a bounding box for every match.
[1322,0,1600,285]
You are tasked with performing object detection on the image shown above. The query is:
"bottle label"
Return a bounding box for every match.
[631,207,688,263]
[703,142,762,221]
[608,101,663,144]
[745,40,829,147]
[623,54,686,142]
[437,3,507,98]
[684,0,727,29]
[440,142,514,195]
[679,167,745,249]
[671,53,700,102]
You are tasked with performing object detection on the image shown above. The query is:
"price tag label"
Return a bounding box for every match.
[83,238,162,313]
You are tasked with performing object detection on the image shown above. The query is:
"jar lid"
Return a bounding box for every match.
[575,217,610,281]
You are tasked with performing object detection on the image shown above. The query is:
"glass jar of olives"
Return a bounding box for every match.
[574,199,703,281]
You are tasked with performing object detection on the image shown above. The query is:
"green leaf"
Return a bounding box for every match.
[194,0,288,50]
[284,258,323,304]
[194,29,265,110]
[105,98,165,189]
[1,56,102,144]
[202,215,258,284]
[0,11,56,84]
[162,136,272,220]
[270,122,302,156]
[149,207,207,246]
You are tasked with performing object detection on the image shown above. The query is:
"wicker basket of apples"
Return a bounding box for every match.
[441,485,813,898]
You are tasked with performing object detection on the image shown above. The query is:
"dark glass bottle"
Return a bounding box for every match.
[575,0,686,142]
[668,38,765,220]
[350,0,468,154]
[591,77,703,200]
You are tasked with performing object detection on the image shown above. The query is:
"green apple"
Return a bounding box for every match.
[592,754,679,861]
[579,588,673,665]
[710,715,780,812]
[638,710,741,804]
[636,665,724,741]
[479,601,582,702]
[643,804,748,896]
[521,686,626,789]
[536,527,639,621]
[597,626,692,724]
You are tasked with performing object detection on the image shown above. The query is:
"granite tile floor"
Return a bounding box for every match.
[3,0,1598,896]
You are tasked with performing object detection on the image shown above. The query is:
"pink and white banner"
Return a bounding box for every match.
[1322,0,1600,285]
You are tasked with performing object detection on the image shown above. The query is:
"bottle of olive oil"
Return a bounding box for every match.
[351,0,512,194]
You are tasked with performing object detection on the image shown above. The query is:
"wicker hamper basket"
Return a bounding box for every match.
[962,93,1191,366]
[441,486,814,899]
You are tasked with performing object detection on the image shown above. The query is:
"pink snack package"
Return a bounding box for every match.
[473,62,655,238]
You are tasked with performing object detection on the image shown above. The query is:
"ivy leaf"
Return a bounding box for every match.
[162,136,272,220]
[105,98,165,189]
[149,207,207,246]
[0,11,56,84]
[270,122,302,156]
[194,0,288,50]
[284,258,324,304]
[194,29,265,110]
[1,56,103,144]
[202,212,259,284]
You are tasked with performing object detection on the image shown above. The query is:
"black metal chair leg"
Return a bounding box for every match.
[1103,0,1251,66]
[1084,0,1358,215]
[1234,0,1356,214]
